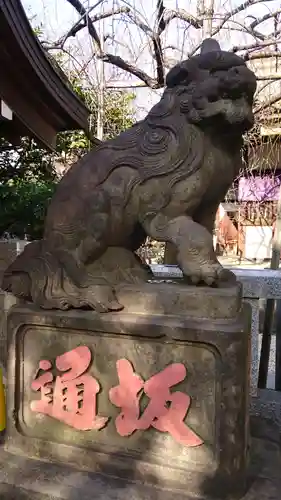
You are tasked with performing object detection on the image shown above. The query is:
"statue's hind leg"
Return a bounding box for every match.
[52,244,153,312]
[47,194,127,311]
[51,244,122,312]
[51,211,153,311]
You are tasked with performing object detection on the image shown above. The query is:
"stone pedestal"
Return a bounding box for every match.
[5,282,251,499]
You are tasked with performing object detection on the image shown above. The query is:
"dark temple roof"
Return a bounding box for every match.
[0,0,92,150]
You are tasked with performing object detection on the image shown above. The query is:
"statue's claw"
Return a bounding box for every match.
[181,261,236,287]
[80,285,124,313]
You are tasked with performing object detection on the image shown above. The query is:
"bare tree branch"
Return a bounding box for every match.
[122,3,165,85]
[218,17,267,41]
[214,0,276,35]
[161,8,202,30]
[256,74,281,80]
[255,92,281,113]
[233,38,281,53]
[126,11,153,36]
[42,6,130,50]
[153,0,165,86]
[91,6,130,23]
[122,2,201,86]
[249,9,281,29]
[44,0,281,95]
[189,0,276,56]
[100,53,159,88]
[66,0,101,51]
[246,52,281,60]
[41,2,98,49]
[64,0,158,86]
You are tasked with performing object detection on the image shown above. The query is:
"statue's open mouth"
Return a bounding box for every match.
[214,66,256,131]
[201,93,254,132]
[224,95,254,130]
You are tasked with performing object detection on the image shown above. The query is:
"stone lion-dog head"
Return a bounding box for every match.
[163,39,256,134]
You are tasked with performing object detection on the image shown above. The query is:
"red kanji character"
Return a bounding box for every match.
[30,360,53,413]
[109,359,203,447]
[109,359,144,436]
[31,346,108,430]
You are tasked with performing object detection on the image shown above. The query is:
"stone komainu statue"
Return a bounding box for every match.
[1,40,256,312]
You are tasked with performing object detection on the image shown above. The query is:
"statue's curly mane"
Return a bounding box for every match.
[99,90,204,179]
[56,86,205,204]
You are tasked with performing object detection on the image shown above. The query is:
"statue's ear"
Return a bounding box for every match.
[165,63,190,88]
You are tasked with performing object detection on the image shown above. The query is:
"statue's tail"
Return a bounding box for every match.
[1,240,73,309]
[1,240,123,312]
[1,240,43,301]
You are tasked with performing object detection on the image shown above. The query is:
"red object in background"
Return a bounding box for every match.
[217,213,238,254]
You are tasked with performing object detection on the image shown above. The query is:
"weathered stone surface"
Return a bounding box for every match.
[0,423,281,500]
[5,283,251,499]
[116,281,242,319]
[0,483,53,500]
[1,42,256,312]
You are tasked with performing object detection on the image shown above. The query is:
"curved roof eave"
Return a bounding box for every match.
[0,0,92,147]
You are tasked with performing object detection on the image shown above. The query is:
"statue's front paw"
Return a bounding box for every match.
[189,262,223,286]
[179,258,236,287]
[216,268,237,287]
